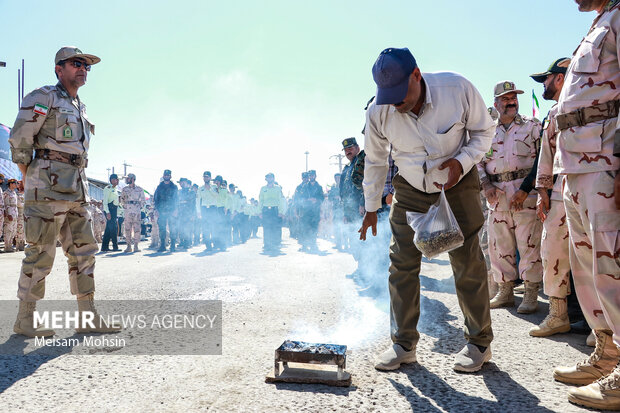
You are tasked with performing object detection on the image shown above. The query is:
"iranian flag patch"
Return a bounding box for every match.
[33,103,48,116]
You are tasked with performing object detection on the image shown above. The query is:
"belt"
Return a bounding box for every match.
[488,168,530,183]
[34,149,88,168]
[127,201,140,204]
[556,100,620,131]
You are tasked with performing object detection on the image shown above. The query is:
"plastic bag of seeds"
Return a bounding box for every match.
[405,187,464,259]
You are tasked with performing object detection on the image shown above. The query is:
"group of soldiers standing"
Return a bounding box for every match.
[0,174,25,252]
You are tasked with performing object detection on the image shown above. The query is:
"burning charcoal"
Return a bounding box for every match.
[414,228,464,258]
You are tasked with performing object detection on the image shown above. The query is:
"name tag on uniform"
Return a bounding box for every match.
[59,108,74,115]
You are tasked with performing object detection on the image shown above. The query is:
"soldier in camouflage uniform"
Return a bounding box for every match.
[550,2,620,409]
[15,180,25,251]
[3,179,19,252]
[340,138,366,250]
[121,173,146,253]
[0,174,4,242]
[8,46,120,337]
[477,81,543,314]
[148,206,160,249]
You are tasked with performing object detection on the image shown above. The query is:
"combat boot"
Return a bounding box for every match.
[13,300,56,338]
[490,281,514,309]
[568,356,620,410]
[133,243,140,252]
[5,244,15,253]
[517,281,541,314]
[554,330,619,385]
[17,241,25,251]
[75,293,121,333]
[487,271,498,297]
[530,296,570,337]
[124,244,133,253]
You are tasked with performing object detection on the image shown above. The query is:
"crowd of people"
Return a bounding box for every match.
[0,174,26,252]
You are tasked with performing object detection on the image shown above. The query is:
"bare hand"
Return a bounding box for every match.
[509,190,528,211]
[434,158,463,190]
[537,189,550,222]
[484,185,504,206]
[615,173,620,210]
[386,193,393,205]
[358,211,377,241]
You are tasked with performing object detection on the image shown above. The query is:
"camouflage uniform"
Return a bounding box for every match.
[340,150,365,249]
[15,191,25,248]
[553,4,620,345]
[121,184,146,247]
[149,208,160,249]
[0,187,4,241]
[478,114,543,284]
[9,81,97,301]
[3,189,18,251]
[536,105,571,298]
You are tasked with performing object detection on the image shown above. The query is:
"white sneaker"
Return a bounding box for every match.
[453,343,492,373]
[375,343,417,371]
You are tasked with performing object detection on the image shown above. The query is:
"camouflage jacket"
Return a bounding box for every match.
[121,185,146,215]
[9,82,94,203]
[340,150,365,216]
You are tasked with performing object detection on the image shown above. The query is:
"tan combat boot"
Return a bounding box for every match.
[13,300,56,338]
[487,271,498,298]
[75,293,121,333]
[133,243,140,252]
[124,244,133,253]
[490,281,514,309]
[517,281,541,314]
[568,355,620,410]
[530,296,570,337]
[554,330,619,385]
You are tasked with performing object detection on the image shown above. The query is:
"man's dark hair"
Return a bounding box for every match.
[54,60,67,79]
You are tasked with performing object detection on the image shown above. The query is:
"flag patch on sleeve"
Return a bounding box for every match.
[33,103,48,116]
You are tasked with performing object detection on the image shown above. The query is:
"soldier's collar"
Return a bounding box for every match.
[514,114,524,125]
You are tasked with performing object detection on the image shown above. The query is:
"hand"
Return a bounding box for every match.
[386,193,393,206]
[509,190,528,211]
[106,213,111,221]
[434,158,463,190]
[358,211,377,241]
[359,205,366,216]
[484,185,504,206]
[615,173,620,210]
[537,189,550,222]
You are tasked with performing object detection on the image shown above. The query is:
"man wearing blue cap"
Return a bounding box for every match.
[359,47,495,372]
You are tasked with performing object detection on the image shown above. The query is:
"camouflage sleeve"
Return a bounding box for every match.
[351,152,366,190]
[120,187,127,207]
[614,129,620,157]
[9,88,53,165]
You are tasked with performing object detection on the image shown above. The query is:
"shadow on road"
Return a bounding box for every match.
[388,363,554,412]
[273,382,357,396]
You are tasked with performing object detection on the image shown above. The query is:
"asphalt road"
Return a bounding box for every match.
[0,232,599,412]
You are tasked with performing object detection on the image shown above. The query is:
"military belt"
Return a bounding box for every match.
[34,149,88,168]
[488,168,530,183]
[556,100,620,131]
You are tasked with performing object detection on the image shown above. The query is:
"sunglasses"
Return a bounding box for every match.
[68,60,91,71]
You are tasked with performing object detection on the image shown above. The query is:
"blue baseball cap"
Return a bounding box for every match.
[372,48,417,105]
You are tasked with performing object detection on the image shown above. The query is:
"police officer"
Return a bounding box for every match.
[154,169,178,252]
[120,173,146,253]
[299,170,324,251]
[259,173,286,251]
[101,173,120,252]
[477,81,543,314]
[212,175,228,251]
[197,171,217,251]
[9,46,119,337]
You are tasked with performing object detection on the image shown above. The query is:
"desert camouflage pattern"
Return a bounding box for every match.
[479,114,543,283]
[121,185,146,245]
[563,172,619,339]
[3,189,18,249]
[554,5,620,175]
[536,105,571,297]
[478,114,542,211]
[9,83,94,203]
[17,201,97,301]
[149,209,160,248]
[90,202,105,243]
[0,187,4,240]
[15,191,25,244]
[557,4,620,347]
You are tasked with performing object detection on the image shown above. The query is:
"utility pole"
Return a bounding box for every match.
[17,59,24,109]
[122,161,132,177]
[329,154,345,173]
[304,151,309,172]
[106,168,111,179]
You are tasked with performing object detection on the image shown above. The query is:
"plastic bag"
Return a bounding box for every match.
[406,187,464,259]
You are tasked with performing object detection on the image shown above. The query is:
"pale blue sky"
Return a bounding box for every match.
[0,0,595,196]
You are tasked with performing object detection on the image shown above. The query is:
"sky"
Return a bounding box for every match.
[0,0,597,198]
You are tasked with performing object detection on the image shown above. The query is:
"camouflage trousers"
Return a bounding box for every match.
[16,209,25,243]
[17,201,98,301]
[150,211,160,248]
[0,208,4,239]
[4,207,18,248]
[564,171,620,346]
[541,197,571,298]
[488,203,543,283]
[92,219,103,243]
[124,211,141,245]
